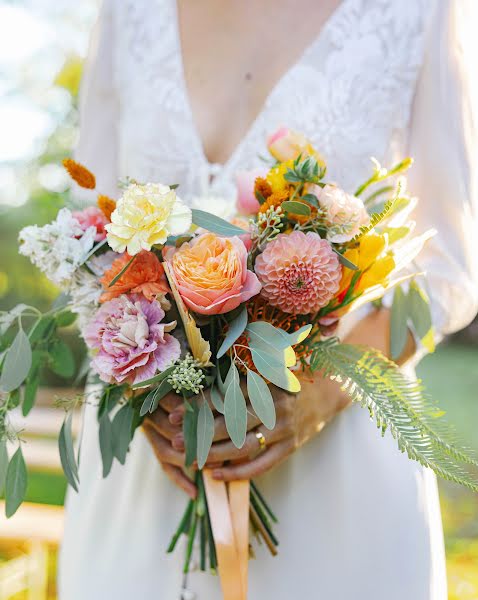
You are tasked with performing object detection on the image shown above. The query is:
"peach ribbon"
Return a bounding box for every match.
[203,470,249,600]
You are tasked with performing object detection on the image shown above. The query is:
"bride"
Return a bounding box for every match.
[59,1,477,598]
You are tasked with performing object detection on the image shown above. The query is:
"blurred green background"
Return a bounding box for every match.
[0,1,477,598]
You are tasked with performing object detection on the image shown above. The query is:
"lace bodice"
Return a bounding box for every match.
[76,0,478,336]
[113,0,427,198]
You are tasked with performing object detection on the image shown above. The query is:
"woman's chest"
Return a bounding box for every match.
[113,0,428,200]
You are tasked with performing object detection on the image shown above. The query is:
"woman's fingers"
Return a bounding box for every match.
[205,418,293,464]
[159,392,184,414]
[212,438,295,481]
[144,407,181,441]
[143,423,185,467]
[160,461,197,499]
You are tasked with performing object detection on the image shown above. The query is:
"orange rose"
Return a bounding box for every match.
[163,233,261,315]
[100,250,170,303]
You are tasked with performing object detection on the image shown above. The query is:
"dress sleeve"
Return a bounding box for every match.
[407,0,478,336]
[72,0,119,206]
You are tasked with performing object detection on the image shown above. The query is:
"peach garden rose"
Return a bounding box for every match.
[163,232,261,315]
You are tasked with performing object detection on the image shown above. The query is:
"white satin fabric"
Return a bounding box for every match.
[59,1,478,598]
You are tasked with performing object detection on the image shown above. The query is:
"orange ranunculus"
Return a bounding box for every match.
[163,232,261,315]
[100,250,170,303]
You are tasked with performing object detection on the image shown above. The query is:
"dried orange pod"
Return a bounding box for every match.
[62,158,96,189]
[97,194,116,220]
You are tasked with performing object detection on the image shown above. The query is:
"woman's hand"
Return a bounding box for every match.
[144,309,416,489]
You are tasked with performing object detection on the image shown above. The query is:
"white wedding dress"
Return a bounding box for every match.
[59,1,478,598]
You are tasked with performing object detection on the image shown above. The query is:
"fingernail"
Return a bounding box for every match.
[212,469,223,480]
[169,411,183,425]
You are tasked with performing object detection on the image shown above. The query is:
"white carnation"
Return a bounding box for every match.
[19,208,96,287]
[190,194,236,222]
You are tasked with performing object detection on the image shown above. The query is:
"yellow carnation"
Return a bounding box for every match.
[266,160,295,194]
[105,183,192,255]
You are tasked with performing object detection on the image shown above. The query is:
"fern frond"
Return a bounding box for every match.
[310,340,478,491]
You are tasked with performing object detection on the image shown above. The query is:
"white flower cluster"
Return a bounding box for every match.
[18,208,96,287]
[167,353,205,395]
[69,251,117,334]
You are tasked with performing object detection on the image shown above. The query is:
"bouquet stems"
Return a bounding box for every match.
[167,472,279,574]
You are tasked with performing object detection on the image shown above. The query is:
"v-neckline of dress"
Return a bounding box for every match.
[170,0,353,175]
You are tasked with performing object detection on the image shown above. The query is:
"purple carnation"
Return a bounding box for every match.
[84,294,180,385]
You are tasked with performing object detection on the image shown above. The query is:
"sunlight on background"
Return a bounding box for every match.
[0,2,477,599]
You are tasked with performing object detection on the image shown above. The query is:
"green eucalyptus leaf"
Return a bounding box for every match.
[22,350,42,417]
[29,316,56,344]
[59,413,79,491]
[281,201,311,215]
[224,368,247,448]
[277,324,312,347]
[196,400,215,469]
[217,306,248,358]
[246,369,276,430]
[112,403,135,464]
[183,401,199,467]
[333,249,359,271]
[0,329,32,393]
[216,360,230,395]
[390,286,409,360]
[246,321,290,350]
[5,446,27,518]
[250,348,301,393]
[408,281,435,353]
[99,413,114,477]
[55,311,77,328]
[191,209,245,237]
[49,339,75,378]
[300,193,319,207]
[0,439,8,496]
[150,380,174,414]
[131,365,175,389]
[210,386,224,414]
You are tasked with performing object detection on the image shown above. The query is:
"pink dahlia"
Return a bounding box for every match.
[73,206,109,242]
[254,231,342,314]
[84,294,180,385]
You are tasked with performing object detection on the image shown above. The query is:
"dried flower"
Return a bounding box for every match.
[97,195,117,220]
[63,158,96,189]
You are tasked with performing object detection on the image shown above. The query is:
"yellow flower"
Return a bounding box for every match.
[266,160,294,194]
[105,183,192,255]
[338,233,395,297]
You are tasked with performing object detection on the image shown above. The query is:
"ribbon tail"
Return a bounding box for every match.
[203,470,245,600]
[229,480,250,598]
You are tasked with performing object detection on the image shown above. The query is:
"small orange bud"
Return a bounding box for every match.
[97,194,117,220]
[62,158,96,189]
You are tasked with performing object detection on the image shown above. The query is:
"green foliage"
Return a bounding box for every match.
[217,306,248,358]
[0,329,32,393]
[111,403,135,465]
[99,412,114,478]
[224,363,247,448]
[210,385,224,414]
[390,286,408,360]
[281,201,311,215]
[5,446,27,517]
[310,339,478,491]
[183,400,199,467]
[247,368,276,430]
[251,348,300,393]
[191,209,245,236]
[284,154,324,184]
[196,400,215,469]
[49,339,75,378]
[0,439,7,496]
[59,413,79,491]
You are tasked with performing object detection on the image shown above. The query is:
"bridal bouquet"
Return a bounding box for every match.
[1,128,477,597]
